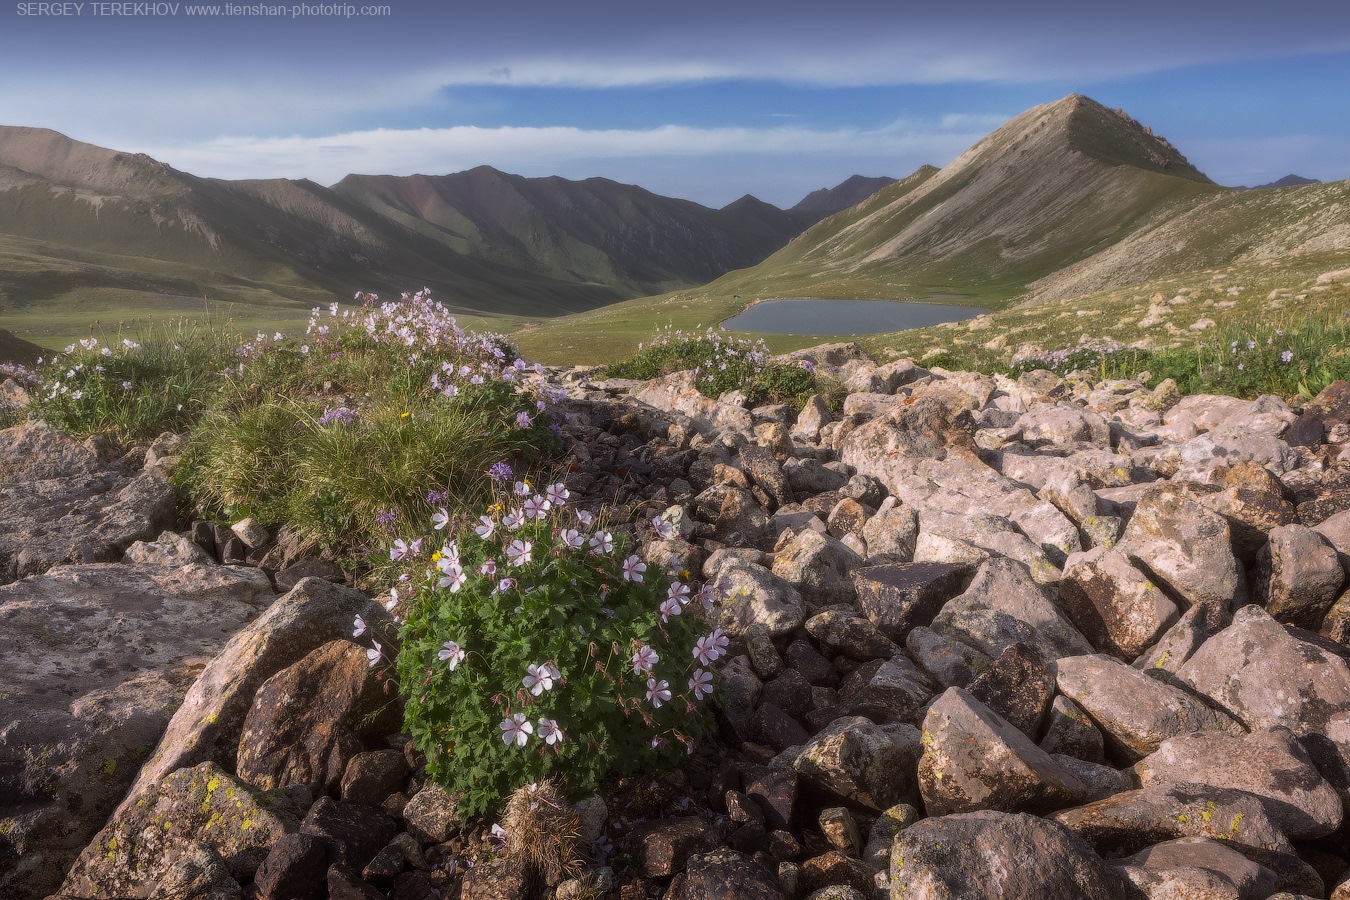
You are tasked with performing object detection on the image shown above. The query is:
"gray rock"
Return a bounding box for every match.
[124,530,212,567]
[1060,547,1179,659]
[793,716,921,812]
[1176,605,1350,739]
[1132,728,1342,840]
[785,457,850,495]
[0,421,177,583]
[1050,782,1319,895]
[771,529,862,606]
[147,842,242,900]
[1055,654,1243,762]
[931,557,1094,664]
[715,559,807,639]
[860,502,919,563]
[1019,405,1112,448]
[635,370,755,441]
[676,848,786,900]
[904,625,989,688]
[1256,524,1345,629]
[1117,837,1277,900]
[804,609,897,661]
[59,761,304,899]
[1050,754,1132,802]
[0,561,275,900]
[791,395,833,444]
[1115,485,1246,617]
[231,517,270,549]
[890,810,1126,899]
[917,687,1087,816]
[1132,603,1229,676]
[838,654,937,724]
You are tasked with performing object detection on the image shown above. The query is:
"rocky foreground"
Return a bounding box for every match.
[4,343,1350,900]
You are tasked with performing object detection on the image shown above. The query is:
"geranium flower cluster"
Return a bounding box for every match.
[1009,336,1133,379]
[378,473,724,817]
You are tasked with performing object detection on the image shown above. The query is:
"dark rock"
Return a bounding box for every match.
[760,669,814,719]
[797,851,873,895]
[784,639,837,688]
[750,702,811,751]
[1040,696,1106,764]
[254,833,327,900]
[458,854,530,899]
[341,750,411,807]
[237,640,403,796]
[327,864,387,900]
[852,561,972,641]
[402,784,459,844]
[300,797,399,871]
[794,716,921,812]
[966,641,1055,740]
[674,848,785,900]
[740,445,793,510]
[918,687,1088,816]
[745,767,799,830]
[629,817,712,877]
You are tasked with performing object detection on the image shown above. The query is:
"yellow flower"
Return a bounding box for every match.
[400,412,411,419]
[679,569,691,580]
[432,551,442,563]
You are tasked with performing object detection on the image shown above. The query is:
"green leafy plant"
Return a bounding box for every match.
[386,484,721,818]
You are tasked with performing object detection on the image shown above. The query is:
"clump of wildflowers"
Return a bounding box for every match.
[387,477,720,817]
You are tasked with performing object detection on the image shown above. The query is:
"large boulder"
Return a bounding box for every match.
[0,421,177,583]
[1115,485,1246,618]
[715,558,806,639]
[1255,524,1345,630]
[794,716,922,812]
[852,561,972,642]
[890,810,1126,899]
[635,371,754,441]
[1133,729,1343,840]
[1059,547,1179,659]
[930,557,1094,664]
[0,558,275,900]
[917,688,1087,816]
[1054,654,1243,762]
[58,761,304,899]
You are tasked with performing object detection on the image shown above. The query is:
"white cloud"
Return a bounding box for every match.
[132,119,989,194]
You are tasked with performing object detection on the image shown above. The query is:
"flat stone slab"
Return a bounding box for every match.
[0,557,275,900]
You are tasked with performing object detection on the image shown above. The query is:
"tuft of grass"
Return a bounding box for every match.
[606,325,822,406]
[176,293,560,564]
[26,320,236,443]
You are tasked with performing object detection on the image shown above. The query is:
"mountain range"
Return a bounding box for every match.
[0,128,869,324]
[1,94,1346,356]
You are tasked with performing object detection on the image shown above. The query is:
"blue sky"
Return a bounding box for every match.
[3,0,1349,207]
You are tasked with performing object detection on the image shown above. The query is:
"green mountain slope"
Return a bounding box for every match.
[330,166,811,300]
[0,129,817,335]
[701,94,1221,303]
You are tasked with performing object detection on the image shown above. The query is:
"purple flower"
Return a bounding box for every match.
[438,641,466,669]
[1281,350,1294,363]
[487,461,513,482]
[500,713,533,747]
[689,668,714,701]
[645,678,672,708]
[632,645,659,675]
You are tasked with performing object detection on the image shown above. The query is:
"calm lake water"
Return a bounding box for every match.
[721,298,984,335]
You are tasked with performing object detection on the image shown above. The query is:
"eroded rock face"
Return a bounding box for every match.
[794,716,921,812]
[715,558,806,638]
[1059,547,1179,659]
[123,578,395,808]
[890,810,1126,899]
[0,421,177,583]
[0,559,275,900]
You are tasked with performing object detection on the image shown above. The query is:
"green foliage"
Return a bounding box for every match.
[606,325,822,404]
[392,493,717,818]
[1004,315,1350,400]
[27,326,232,442]
[176,292,560,559]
